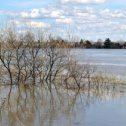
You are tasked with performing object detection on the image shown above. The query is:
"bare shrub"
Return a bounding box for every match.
[0,26,100,92]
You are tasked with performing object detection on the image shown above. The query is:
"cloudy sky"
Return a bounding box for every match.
[0,0,126,41]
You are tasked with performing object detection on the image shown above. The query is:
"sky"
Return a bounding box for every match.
[0,0,126,41]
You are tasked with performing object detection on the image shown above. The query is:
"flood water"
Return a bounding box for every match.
[0,84,126,126]
[71,49,126,76]
[0,49,126,126]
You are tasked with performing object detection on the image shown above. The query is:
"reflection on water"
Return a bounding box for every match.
[0,84,126,126]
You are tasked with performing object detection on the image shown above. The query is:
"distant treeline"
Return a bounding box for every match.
[37,38,126,49]
[1,35,126,49]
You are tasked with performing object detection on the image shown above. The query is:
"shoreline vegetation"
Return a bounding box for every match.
[6,37,126,49]
[18,38,126,49]
[39,38,126,49]
[0,27,126,91]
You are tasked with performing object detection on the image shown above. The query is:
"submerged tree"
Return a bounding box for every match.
[0,26,99,92]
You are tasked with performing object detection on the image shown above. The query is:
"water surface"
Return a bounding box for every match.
[0,84,126,126]
[71,49,126,76]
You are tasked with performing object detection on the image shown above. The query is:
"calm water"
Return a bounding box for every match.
[71,49,126,76]
[0,49,126,126]
[0,85,126,126]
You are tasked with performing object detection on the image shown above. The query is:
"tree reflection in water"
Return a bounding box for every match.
[0,82,124,126]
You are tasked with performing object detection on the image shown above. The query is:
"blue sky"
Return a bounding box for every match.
[0,0,126,41]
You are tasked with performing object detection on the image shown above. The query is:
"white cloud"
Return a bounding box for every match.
[100,9,126,18]
[20,12,29,18]
[26,21,50,28]
[50,10,62,18]
[20,8,64,19]
[14,20,50,28]
[60,0,107,4]
[20,9,41,18]
[120,24,126,30]
[30,9,41,18]
[56,18,73,24]
[76,12,96,20]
